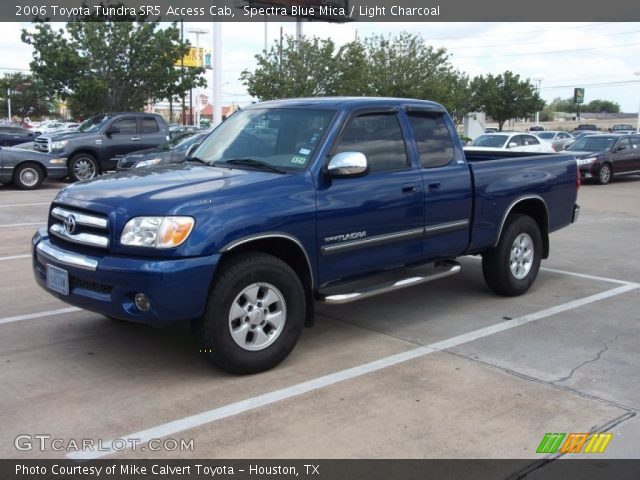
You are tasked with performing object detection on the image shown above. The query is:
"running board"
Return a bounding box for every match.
[318,260,461,305]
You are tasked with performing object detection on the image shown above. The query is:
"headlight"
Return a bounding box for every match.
[120,216,195,248]
[51,140,68,150]
[135,158,162,168]
[576,157,596,166]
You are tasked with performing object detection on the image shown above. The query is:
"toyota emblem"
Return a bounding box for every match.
[64,215,77,234]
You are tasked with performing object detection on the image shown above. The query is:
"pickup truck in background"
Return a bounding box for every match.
[32,98,580,374]
[33,112,169,182]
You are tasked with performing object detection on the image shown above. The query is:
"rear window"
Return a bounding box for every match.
[407,112,454,168]
[140,117,160,133]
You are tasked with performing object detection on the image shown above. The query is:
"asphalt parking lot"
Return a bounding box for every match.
[0,176,639,462]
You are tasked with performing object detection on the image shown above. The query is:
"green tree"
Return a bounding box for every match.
[472,71,545,131]
[0,72,55,121]
[584,99,620,113]
[22,10,205,119]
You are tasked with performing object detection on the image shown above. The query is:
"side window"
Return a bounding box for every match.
[110,118,137,135]
[630,137,640,149]
[139,117,160,133]
[335,113,408,172]
[524,135,540,145]
[616,138,631,151]
[508,136,523,147]
[407,112,454,168]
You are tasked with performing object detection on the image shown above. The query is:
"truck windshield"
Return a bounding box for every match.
[470,135,508,148]
[77,114,112,133]
[193,108,335,171]
[566,136,616,152]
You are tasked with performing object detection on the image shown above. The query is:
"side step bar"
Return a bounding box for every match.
[318,260,461,305]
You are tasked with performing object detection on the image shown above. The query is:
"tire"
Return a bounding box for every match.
[195,253,306,374]
[13,163,44,190]
[482,214,542,296]
[69,153,99,182]
[597,163,612,185]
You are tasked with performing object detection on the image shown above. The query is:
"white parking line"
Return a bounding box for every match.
[0,307,81,326]
[67,281,639,460]
[0,202,50,208]
[0,222,43,228]
[0,254,30,261]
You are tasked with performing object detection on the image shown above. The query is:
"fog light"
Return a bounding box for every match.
[134,293,151,312]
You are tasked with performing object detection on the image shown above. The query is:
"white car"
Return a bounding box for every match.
[533,131,575,151]
[465,132,556,153]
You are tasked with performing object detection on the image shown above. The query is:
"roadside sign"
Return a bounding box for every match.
[574,88,585,104]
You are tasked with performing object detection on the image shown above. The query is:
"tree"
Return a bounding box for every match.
[471,71,545,131]
[0,72,55,120]
[21,9,205,119]
[584,99,620,113]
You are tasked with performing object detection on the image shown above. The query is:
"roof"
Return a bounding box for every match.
[245,97,446,112]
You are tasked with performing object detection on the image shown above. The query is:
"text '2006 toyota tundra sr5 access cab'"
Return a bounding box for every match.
[32,98,580,374]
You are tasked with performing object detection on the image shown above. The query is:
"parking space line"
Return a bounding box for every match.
[0,202,50,208]
[67,282,639,460]
[0,307,81,326]
[0,254,31,262]
[0,222,43,228]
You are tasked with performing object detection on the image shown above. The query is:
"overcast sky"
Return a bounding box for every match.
[2,21,640,113]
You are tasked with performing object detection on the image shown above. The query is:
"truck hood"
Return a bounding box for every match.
[38,131,92,141]
[54,163,285,213]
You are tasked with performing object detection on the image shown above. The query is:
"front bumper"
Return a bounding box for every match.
[32,229,220,324]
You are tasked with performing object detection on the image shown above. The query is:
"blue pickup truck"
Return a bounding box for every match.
[32,98,580,374]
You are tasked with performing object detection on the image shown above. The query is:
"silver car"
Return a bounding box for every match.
[533,131,575,151]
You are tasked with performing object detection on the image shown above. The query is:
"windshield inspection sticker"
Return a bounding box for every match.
[291,156,307,164]
[299,148,311,155]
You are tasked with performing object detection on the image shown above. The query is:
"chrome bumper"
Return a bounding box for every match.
[36,241,98,271]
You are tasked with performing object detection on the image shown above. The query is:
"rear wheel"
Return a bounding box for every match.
[597,163,612,185]
[482,214,542,296]
[69,153,99,182]
[194,253,306,374]
[13,163,44,190]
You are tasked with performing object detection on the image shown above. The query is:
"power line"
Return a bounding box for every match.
[423,22,615,41]
[542,79,640,89]
[454,41,640,59]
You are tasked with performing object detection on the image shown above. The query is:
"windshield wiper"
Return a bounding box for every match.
[220,158,287,174]
[182,156,210,165]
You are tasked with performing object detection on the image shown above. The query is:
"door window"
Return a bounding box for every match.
[139,117,160,133]
[335,113,408,172]
[407,112,454,168]
[110,118,137,134]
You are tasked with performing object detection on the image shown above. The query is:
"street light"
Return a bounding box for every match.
[533,77,544,126]
[188,28,209,127]
[635,71,640,133]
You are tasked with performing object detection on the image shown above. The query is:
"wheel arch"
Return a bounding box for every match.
[13,160,47,179]
[220,233,315,326]
[69,149,101,171]
[495,196,550,259]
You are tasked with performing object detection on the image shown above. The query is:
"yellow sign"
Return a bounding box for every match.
[175,47,204,68]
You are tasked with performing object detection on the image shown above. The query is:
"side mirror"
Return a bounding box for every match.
[326,151,368,178]
[185,143,199,159]
[507,142,518,148]
[105,126,120,137]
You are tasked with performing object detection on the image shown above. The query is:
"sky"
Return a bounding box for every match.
[2,21,640,113]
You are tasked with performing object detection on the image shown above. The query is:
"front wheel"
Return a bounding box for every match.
[195,253,306,374]
[69,153,99,182]
[482,214,542,296]
[597,163,612,185]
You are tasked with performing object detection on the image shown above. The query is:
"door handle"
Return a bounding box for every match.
[131,137,141,141]
[429,182,441,191]
[402,184,417,194]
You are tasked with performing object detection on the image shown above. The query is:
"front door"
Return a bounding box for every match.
[315,111,424,286]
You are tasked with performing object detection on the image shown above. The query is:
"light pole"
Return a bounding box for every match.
[533,77,544,126]
[188,28,209,127]
[213,23,222,127]
[635,71,640,132]
[6,88,11,121]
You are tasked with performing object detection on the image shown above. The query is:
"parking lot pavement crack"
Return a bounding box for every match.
[551,335,620,385]
[444,349,637,414]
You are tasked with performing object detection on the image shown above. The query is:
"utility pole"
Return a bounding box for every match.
[533,77,543,126]
[213,22,222,127]
[6,88,11,121]
[635,71,640,132]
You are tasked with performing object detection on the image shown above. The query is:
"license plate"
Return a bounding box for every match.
[46,264,69,296]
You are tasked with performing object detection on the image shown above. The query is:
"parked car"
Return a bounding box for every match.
[484,127,498,133]
[0,125,36,147]
[116,131,208,170]
[0,146,67,189]
[567,134,640,185]
[169,124,203,140]
[465,132,555,153]
[611,124,634,132]
[34,112,170,182]
[528,125,545,131]
[32,97,580,374]
[573,124,598,132]
[532,131,574,151]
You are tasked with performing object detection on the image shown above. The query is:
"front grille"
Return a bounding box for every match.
[34,137,50,152]
[70,276,113,295]
[49,205,110,249]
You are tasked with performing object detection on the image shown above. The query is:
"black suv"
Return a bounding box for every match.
[34,112,169,181]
